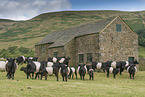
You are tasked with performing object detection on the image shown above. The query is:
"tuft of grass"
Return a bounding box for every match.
[0,64,145,97]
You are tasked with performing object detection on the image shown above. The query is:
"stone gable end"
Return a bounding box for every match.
[99,16,138,62]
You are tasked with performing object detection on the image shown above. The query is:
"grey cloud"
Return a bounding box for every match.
[0,0,72,20]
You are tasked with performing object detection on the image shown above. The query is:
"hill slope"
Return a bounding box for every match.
[0,10,145,50]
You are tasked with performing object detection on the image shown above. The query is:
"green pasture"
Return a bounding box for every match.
[0,64,145,97]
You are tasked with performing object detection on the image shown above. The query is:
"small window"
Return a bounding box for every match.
[53,52,58,57]
[87,53,92,63]
[116,24,121,32]
[41,45,45,53]
[79,54,84,63]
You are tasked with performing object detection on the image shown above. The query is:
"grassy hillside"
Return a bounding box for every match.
[0,10,145,56]
[0,64,145,97]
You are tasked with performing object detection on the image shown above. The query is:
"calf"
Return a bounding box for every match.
[88,69,94,80]
[86,65,94,80]
[78,64,87,80]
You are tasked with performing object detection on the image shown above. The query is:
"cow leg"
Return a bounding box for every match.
[80,75,82,80]
[8,72,11,79]
[7,73,11,79]
[13,74,14,80]
[45,74,47,80]
[90,75,91,80]
[55,72,59,81]
[65,76,67,82]
[107,72,109,78]
[35,73,38,79]
[130,73,132,79]
[133,74,134,79]
[75,71,77,79]
[106,69,109,78]
[92,75,94,80]
[63,76,64,81]
[41,74,43,80]
[103,69,105,73]
[113,74,116,79]
[27,73,29,79]
[83,75,84,80]
[120,71,122,76]
[32,73,34,79]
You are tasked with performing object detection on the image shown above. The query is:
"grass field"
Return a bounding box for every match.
[0,64,145,97]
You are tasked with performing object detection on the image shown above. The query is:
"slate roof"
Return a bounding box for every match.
[36,16,116,48]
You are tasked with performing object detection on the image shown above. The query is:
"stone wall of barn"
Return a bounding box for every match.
[35,44,52,61]
[99,17,138,62]
[48,46,65,58]
[75,34,99,65]
[64,39,76,67]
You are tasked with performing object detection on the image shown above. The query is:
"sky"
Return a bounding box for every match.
[0,0,145,20]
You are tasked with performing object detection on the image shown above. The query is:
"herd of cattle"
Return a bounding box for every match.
[0,56,139,81]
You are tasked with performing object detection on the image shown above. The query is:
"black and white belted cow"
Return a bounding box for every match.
[26,59,42,79]
[6,58,18,79]
[104,60,129,78]
[68,67,77,79]
[40,61,59,81]
[59,64,70,82]
[16,56,26,65]
[86,65,94,80]
[0,58,18,80]
[127,60,139,79]
[77,64,87,80]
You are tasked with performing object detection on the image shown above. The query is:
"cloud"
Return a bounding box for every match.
[0,0,72,20]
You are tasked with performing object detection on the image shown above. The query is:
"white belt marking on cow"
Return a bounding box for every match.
[109,67,113,73]
[46,67,53,75]
[111,61,116,68]
[33,61,41,73]
[0,61,7,72]
[97,63,102,69]
[59,58,65,63]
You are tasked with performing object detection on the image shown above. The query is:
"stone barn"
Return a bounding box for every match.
[35,16,138,66]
